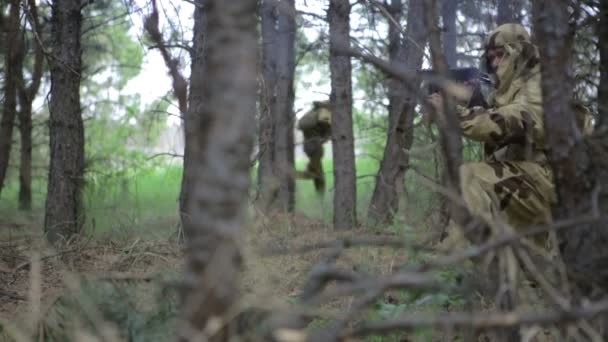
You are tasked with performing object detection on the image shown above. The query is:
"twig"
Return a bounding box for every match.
[365,0,429,60]
[418,214,604,271]
[343,299,608,338]
[261,235,435,256]
[146,152,184,160]
[0,288,26,301]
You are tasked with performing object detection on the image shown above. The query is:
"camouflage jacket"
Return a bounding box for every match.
[457,64,546,163]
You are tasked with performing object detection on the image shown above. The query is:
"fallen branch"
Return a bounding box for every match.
[344,299,608,338]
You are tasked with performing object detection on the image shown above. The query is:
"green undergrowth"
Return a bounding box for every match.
[41,273,179,342]
[1,154,439,237]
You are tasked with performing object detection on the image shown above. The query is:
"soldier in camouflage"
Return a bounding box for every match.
[428,24,594,328]
[296,100,332,195]
[427,23,557,250]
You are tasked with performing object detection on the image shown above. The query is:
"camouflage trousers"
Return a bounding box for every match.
[298,137,326,195]
[439,160,559,338]
[441,160,555,249]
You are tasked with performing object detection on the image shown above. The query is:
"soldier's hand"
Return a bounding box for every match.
[423,93,444,125]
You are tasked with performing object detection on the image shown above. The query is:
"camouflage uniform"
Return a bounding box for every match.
[440,24,554,250]
[436,26,556,335]
[297,101,332,194]
[440,26,592,339]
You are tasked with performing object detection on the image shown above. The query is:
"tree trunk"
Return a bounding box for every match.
[274,0,296,212]
[533,0,608,295]
[437,0,458,231]
[367,0,426,226]
[17,0,44,211]
[599,0,608,131]
[329,0,357,230]
[258,0,296,213]
[425,0,461,204]
[18,100,33,211]
[0,0,21,197]
[45,0,85,243]
[440,0,458,67]
[497,0,515,25]
[180,1,206,237]
[177,0,257,340]
[258,0,278,210]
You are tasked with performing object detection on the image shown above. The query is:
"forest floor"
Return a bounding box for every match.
[0,212,454,341]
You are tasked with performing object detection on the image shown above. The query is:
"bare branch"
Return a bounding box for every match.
[344,299,608,338]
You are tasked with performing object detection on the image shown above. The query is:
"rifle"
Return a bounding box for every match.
[420,67,493,109]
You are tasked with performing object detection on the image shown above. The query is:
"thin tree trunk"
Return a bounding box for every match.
[258,0,278,210]
[45,0,85,243]
[17,0,44,211]
[144,0,192,234]
[258,0,296,213]
[424,0,461,205]
[440,0,457,67]
[177,0,257,340]
[437,0,458,231]
[18,101,33,211]
[599,0,608,131]
[0,0,21,197]
[180,1,206,237]
[534,0,608,295]
[329,0,357,230]
[367,0,426,226]
[274,0,296,212]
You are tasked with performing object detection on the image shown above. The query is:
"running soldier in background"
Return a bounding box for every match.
[296,100,331,195]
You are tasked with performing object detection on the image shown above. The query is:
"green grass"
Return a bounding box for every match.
[84,163,182,236]
[0,155,438,234]
[293,156,380,222]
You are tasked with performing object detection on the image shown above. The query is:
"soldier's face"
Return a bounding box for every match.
[487,47,506,71]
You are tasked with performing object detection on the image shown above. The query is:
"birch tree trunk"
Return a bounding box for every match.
[329,0,357,230]
[177,0,258,340]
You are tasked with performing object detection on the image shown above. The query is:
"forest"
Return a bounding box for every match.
[0,0,607,341]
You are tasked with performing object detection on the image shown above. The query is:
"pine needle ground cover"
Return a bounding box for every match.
[0,157,450,341]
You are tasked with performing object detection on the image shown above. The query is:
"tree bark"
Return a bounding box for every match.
[143,0,193,234]
[425,0,461,203]
[440,0,458,67]
[258,0,296,213]
[367,0,426,226]
[258,0,278,210]
[274,0,296,212]
[0,0,22,197]
[599,0,608,131]
[329,0,357,230]
[177,0,257,340]
[533,0,608,295]
[497,0,515,25]
[45,0,85,243]
[180,1,206,237]
[17,0,45,211]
